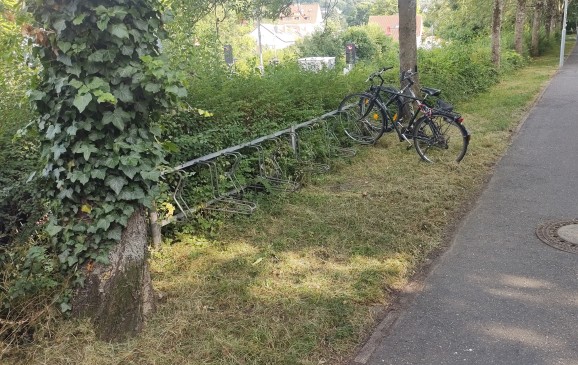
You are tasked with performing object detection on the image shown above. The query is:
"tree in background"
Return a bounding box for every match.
[370,0,398,15]
[514,0,528,54]
[531,0,544,55]
[491,0,504,67]
[27,0,185,341]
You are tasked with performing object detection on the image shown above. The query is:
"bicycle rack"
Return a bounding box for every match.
[249,141,300,193]
[200,156,257,215]
[323,116,357,158]
[163,109,344,227]
[293,124,331,174]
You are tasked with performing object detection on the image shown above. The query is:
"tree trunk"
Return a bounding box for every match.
[72,208,156,342]
[398,0,418,87]
[515,0,528,54]
[531,0,544,56]
[544,0,556,38]
[491,0,504,67]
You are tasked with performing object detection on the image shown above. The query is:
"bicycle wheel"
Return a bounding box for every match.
[338,93,386,144]
[413,113,469,163]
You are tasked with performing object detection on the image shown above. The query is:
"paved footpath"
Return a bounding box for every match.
[355,45,578,365]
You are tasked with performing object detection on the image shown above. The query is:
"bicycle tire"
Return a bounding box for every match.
[413,113,469,163]
[338,92,386,144]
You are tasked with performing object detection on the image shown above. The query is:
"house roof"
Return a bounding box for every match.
[368,14,423,42]
[278,3,322,25]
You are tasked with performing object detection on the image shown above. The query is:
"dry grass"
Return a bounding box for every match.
[4,44,570,365]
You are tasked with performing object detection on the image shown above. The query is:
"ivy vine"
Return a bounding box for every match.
[27,0,186,280]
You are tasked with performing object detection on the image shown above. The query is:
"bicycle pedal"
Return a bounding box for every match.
[406,145,413,150]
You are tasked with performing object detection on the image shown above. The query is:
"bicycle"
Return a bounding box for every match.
[338,67,471,163]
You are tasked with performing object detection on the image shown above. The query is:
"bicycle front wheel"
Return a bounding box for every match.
[413,113,469,163]
[338,93,386,144]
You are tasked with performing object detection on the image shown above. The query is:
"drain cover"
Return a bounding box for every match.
[536,219,578,255]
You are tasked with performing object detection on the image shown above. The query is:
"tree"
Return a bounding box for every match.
[27,0,185,341]
[491,0,504,67]
[514,0,528,54]
[398,0,418,86]
[371,0,398,15]
[531,0,544,56]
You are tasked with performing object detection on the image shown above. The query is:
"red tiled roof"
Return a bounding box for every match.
[368,14,423,42]
[279,4,321,25]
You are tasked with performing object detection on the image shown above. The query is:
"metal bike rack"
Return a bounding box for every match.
[162,109,354,226]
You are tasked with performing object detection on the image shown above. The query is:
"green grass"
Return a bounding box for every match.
[6,39,574,365]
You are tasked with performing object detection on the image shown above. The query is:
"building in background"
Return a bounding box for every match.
[249,3,324,51]
[368,14,424,46]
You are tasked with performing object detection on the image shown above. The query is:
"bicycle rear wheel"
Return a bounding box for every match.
[338,93,386,144]
[413,113,469,163]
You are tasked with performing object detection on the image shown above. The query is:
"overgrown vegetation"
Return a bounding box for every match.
[0,0,573,359]
[6,41,568,365]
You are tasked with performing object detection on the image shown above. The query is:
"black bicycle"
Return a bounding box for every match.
[338,67,471,163]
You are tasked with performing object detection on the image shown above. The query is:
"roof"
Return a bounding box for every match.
[368,14,423,42]
[278,3,322,25]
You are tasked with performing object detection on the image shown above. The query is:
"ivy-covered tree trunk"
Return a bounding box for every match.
[28,0,184,341]
[72,208,155,341]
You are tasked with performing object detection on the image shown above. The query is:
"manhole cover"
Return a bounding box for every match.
[536,219,578,255]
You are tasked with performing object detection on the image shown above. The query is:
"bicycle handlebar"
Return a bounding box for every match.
[400,69,418,84]
[365,66,394,83]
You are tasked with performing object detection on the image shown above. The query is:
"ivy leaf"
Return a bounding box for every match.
[102,108,131,131]
[107,226,122,241]
[91,168,107,180]
[144,83,161,93]
[96,92,117,104]
[45,124,62,140]
[118,65,137,77]
[53,18,67,34]
[60,302,72,314]
[97,17,109,31]
[46,223,63,236]
[50,144,67,159]
[57,41,72,54]
[166,85,187,98]
[73,13,87,25]
[96,218,111,231]
[28,90,46,101]
[86,77,108,91]
[73,93,93,113]
[105,175,128,195]
[118,186,145,200]
[57,54,72,66]
[113,83,133,103]
[120,164,140,179]
[67,64,82,77]
[110,23,129,39]
[66,124,78,136]
[140,170,160,182]
[72,142,99,160]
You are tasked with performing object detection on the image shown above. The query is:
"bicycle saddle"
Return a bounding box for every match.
[421,87,441,97]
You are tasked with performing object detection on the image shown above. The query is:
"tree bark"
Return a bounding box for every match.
[492,0,504,67]
[515,0,528,54]
[531,0,544,56]
[398,0,418,87]
[72,208,155,342]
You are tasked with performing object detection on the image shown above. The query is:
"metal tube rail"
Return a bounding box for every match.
[171,109,340,172]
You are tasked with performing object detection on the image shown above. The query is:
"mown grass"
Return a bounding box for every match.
[9,40,574,365]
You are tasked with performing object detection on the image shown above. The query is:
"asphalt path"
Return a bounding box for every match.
[355,44,578,365]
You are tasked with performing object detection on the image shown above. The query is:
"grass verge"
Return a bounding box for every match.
[7,40,574,365]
